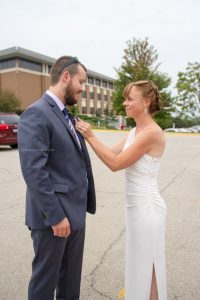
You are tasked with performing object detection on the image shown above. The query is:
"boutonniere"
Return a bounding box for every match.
[66,106,80,125]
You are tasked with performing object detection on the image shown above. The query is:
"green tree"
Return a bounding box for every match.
[172,115,200,128]
[175,62,200,118]
[112,37,173,128]
[67,104,79,116]
[0,90,20,112]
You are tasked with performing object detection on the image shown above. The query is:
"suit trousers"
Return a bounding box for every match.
[28,227,85,300]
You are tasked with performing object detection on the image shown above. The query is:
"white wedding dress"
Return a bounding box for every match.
[123,128,167,300]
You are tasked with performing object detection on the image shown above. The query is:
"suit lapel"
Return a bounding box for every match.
[44,94,83,154]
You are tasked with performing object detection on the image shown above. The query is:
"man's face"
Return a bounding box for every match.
[65,65,86,106]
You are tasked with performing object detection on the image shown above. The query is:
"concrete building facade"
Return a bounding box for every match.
[0,47,114,115]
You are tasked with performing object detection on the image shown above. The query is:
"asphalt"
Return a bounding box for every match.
[0,131,200,300]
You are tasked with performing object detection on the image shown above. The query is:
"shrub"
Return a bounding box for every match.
[0,90,20,112]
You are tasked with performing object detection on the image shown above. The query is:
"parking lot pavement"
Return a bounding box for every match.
[0,132,200,300]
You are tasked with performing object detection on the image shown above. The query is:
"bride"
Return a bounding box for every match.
[76,80,167,300]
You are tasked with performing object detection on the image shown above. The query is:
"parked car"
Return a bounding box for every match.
[164,126,200,133]
[188,125,200,133]
[0,112,20,148]
[164,128,177,132]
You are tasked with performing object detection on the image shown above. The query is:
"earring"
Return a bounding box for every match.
[144,107,148,114]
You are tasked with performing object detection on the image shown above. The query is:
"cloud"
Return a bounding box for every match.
[0,0,199,90]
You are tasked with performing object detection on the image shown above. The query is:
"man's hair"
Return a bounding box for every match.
[50,56,87,86]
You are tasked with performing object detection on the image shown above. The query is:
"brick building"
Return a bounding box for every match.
[0,46,114,115]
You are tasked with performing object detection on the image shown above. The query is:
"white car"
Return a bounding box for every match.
[188,125,200,133]
[164,128,178,132]
[164,127,200,133]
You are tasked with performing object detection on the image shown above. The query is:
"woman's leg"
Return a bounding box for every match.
[150,264,158,300]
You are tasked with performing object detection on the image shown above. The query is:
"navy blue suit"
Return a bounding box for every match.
[18,93,96,300]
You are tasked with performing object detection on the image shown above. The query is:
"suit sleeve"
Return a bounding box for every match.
[18,107,66,226]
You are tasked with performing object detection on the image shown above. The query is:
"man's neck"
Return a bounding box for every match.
[49,86,65,105]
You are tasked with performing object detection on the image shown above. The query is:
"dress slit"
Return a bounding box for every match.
[150,262,158,300]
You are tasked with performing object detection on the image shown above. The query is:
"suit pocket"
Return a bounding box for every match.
[53,183,69,194]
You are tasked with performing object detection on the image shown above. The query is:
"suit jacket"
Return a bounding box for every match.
[18,93,96,231]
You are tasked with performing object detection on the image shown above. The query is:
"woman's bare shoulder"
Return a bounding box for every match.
[148,125,164,137]
[137,125,164,140]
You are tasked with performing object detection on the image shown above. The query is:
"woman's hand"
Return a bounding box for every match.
[75,119,94,140]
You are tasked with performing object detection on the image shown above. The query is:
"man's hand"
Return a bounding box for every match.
[52,217,71,238]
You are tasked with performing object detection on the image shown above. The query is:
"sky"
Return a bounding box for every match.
[0,0,200,92]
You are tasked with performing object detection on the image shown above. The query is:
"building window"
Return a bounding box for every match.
[19,58,42,72]
[97,93,101,100]
[96,108,101,116]
[0,58,16,70]
[88,77,94,85]
[95,78,101,86]
[90,107,95,114]
[82,107,87,114]
[48,65,52,73]
[109,82,113,89]
[104,95,108,102]
[82,91,86,98]
[103,81,107,88]
[90,92,94,99]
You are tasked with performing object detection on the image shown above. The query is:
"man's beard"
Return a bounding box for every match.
[64,81,77,106]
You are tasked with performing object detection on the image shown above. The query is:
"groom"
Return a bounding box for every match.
[18,56,96,300]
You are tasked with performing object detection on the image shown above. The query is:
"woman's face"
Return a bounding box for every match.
[123,86,146,118]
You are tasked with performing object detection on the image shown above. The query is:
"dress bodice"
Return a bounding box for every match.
[123,127,162,198]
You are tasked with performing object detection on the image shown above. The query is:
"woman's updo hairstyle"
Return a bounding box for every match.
[123,80,162,115]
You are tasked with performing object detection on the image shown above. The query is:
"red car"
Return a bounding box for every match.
[0,112,20,148]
